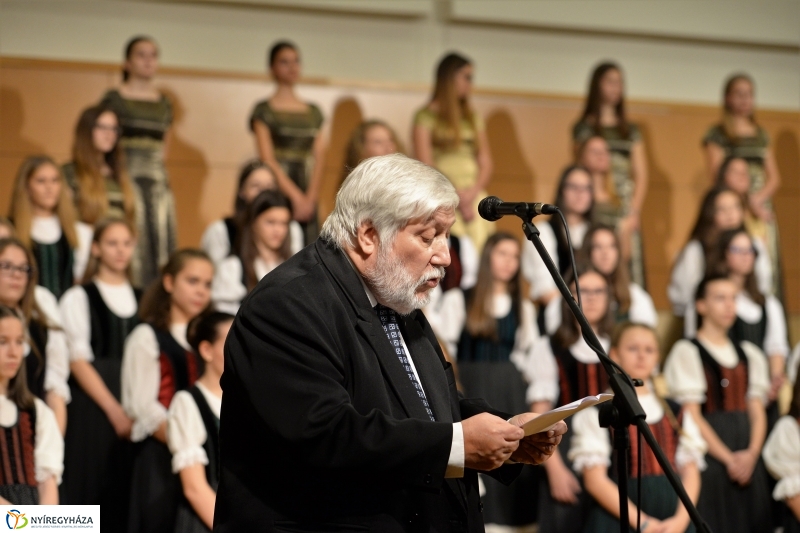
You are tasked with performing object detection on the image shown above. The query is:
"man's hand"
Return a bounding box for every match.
[507,413,567,465]
[462,413,524,471]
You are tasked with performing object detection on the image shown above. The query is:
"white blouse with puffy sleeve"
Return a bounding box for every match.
[167,382,221,474]
[0,395,64,484]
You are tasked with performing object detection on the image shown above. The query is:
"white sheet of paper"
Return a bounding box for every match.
[520,393,614,436]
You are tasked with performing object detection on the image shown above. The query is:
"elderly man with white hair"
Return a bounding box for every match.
[214,154,566,532]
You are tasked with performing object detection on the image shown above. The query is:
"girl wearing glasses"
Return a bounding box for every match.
[211,190,292,315]
[63,104,136,229]
[0,305,63,505]
[8,156,93,299]
[0,238,70,435]
[524,264,614,533]
[521,165,594,309]
[58,219,141,529]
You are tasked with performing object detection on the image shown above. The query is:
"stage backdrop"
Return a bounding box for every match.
[1,57,798,325]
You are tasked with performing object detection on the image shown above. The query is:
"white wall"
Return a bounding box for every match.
[1,0,799,110]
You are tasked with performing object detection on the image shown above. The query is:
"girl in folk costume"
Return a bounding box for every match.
[0,306,63,505]
[0,238,69,434]
[122,249,214,533]
[520,165,594,307]
[763,373,800,533]
[664,275,773,533]
[524,264,615,533]
[63,104,137,227]
[211,190,292,315]
[58,218,141,527]
[668,185,771,320]
[168,311,234,532]
[569,322,706,533]
[8,155,93,299]
[684,228,789,427]
[456,233,540,529]
[200,160,302,266]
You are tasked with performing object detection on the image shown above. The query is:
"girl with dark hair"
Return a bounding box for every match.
[763,373,800,532]
[343,120,402,182]
[668,186,771,319]
[573,62,649,288]
[521,165,593,307]
[8,155,93,298]
[100,35,176,289]
[0,238,70,435]
[250,41,326,245]
[168,311,234,532]
[525,265,614,533]
[577,225,656,329]
[63,104,137,227]
[413,52,494,251]
[122,249,213,533]
[58,218,141,526]
[704,74,781,297]
[201,160,302,266]
[456,232,540,529]
[571,322,705,533]
[211,190,292,314]
[0,306,63,505]
[687,229,789,421]
[664,275,773,533]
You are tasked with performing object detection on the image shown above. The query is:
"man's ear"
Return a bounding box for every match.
[354,221,379,257]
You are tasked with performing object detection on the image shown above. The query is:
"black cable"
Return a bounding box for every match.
[637,427,643,531]
[555,207,627,378]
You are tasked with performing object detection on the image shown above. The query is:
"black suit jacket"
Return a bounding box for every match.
[213,239,521,533]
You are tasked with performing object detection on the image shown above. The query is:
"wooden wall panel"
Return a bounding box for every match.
[1,57,798,323]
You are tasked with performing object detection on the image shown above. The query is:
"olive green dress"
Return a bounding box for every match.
[703,124,780,296]
[250,100,324,245]
[62,162,128,222]
[100,89,176,289]
[414,108,494,251]
[573,121,646,288]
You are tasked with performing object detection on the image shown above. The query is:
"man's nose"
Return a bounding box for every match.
[431,239,451,267]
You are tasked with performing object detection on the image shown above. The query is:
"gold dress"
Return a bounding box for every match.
[414,108,494,251]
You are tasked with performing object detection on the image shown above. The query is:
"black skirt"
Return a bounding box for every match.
[0,484,38,505]
[698,410,774,533]
[459,360,539,527]
[60,359,134,532]
[583,475,696,533]
[128,437,181,533]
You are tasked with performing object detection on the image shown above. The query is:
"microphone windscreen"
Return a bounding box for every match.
[478,196,502,221]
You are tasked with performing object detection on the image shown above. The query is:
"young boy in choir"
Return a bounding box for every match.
[0,238,69,435]
[122,249,214,533]
[521,165,594,308]
[685,228,789,423]
[541,224,657,335]
[168,311,233,532]
[525,264,614,533]
[664,274,773,533]
[668,186,771,321]
[763,373,800,532]
[211,190,292,314]
[570,322,706,533]
[456,232,540,529]
[0,305,63,505]
[58,218,141,525]
[200,160,302,266]
[8,155,93,299]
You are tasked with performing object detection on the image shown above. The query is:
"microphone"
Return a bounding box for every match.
[478,196,558,222]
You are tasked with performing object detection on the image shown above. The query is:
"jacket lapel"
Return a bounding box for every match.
[316,240,431,421]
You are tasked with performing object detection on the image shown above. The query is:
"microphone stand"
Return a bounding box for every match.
[519,218,711,533]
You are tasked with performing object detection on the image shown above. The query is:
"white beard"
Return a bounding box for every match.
[364,243,445,315]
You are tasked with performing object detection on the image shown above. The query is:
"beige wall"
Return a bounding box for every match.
[0,0,799,109]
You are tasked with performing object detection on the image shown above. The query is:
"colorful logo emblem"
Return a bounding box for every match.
[5,510,27,530]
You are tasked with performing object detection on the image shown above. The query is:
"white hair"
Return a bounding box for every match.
[320,154,459,249]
